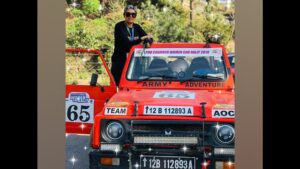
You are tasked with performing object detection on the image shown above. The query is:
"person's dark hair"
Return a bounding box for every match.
[123,5,137,15]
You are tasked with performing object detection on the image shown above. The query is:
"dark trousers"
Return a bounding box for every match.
[111,61,125,86]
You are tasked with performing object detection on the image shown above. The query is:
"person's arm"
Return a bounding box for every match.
[136,24,153,43]
[115,24,142,49]
[137,24,147,37]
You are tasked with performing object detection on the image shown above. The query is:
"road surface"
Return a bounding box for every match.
[66,134,91,169]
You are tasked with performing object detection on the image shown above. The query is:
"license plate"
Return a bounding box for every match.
[143,106,194,116]
[140,155,195,169]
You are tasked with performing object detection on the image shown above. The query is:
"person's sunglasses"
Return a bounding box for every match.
[125,12,137,18]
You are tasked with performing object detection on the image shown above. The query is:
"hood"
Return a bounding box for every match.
[104,89,235,119]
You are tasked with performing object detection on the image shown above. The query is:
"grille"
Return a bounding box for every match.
[131,121,208,145]
[134,136,199,144]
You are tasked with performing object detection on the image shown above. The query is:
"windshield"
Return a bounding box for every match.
[126,48,227,81]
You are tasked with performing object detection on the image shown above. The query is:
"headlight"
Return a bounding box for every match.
[215,125,235,144]
[105,122,124,140]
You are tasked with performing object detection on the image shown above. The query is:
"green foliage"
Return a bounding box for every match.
[137,0,191,42]
[203,0,234,45]
[154,11,188,42]
[66,53,110,85]
[66,17,85,48]
[66,17,111,49]
[66,0,235,59]
[70,8,84,17]
[82,0,100,15]
[204,13,233,45]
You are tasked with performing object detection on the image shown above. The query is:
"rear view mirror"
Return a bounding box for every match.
[90,73,98,86]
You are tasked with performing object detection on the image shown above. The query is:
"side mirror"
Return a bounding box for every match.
[227,68,231,75]
[90,73,98,86]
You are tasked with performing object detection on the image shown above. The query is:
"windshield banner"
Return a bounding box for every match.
[134,48,222,57]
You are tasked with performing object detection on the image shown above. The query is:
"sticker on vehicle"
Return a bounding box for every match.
[213,104,234,109]
[65,92,94,123]
[153,91,195,99]
[144,105,193,116]
[106,101,129,107]
[105,107,127,115]
[212,104,235,118]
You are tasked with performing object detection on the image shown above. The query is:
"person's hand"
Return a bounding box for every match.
[147,34,153,39]
[141,34,153,40]
[140,35,148,40]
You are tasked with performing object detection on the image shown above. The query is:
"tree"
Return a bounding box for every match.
[65,0,235,62]
[82,0,100,15]
[189,0,193,26]
[203,0,234,45]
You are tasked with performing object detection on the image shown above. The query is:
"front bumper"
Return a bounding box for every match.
[89,150,234,169]
[90,120,234,169]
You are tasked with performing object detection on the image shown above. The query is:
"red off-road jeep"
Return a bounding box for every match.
[66,43,235,169]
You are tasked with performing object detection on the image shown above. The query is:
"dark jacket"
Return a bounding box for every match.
[111,21,148,63]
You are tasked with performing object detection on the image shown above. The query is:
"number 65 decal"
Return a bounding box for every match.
[65,100,94,123]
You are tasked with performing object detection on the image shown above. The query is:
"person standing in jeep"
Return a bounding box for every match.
[111,5,153,86]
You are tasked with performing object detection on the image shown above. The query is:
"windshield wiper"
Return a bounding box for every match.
[137,74,176,83]
[180,74,223,83]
